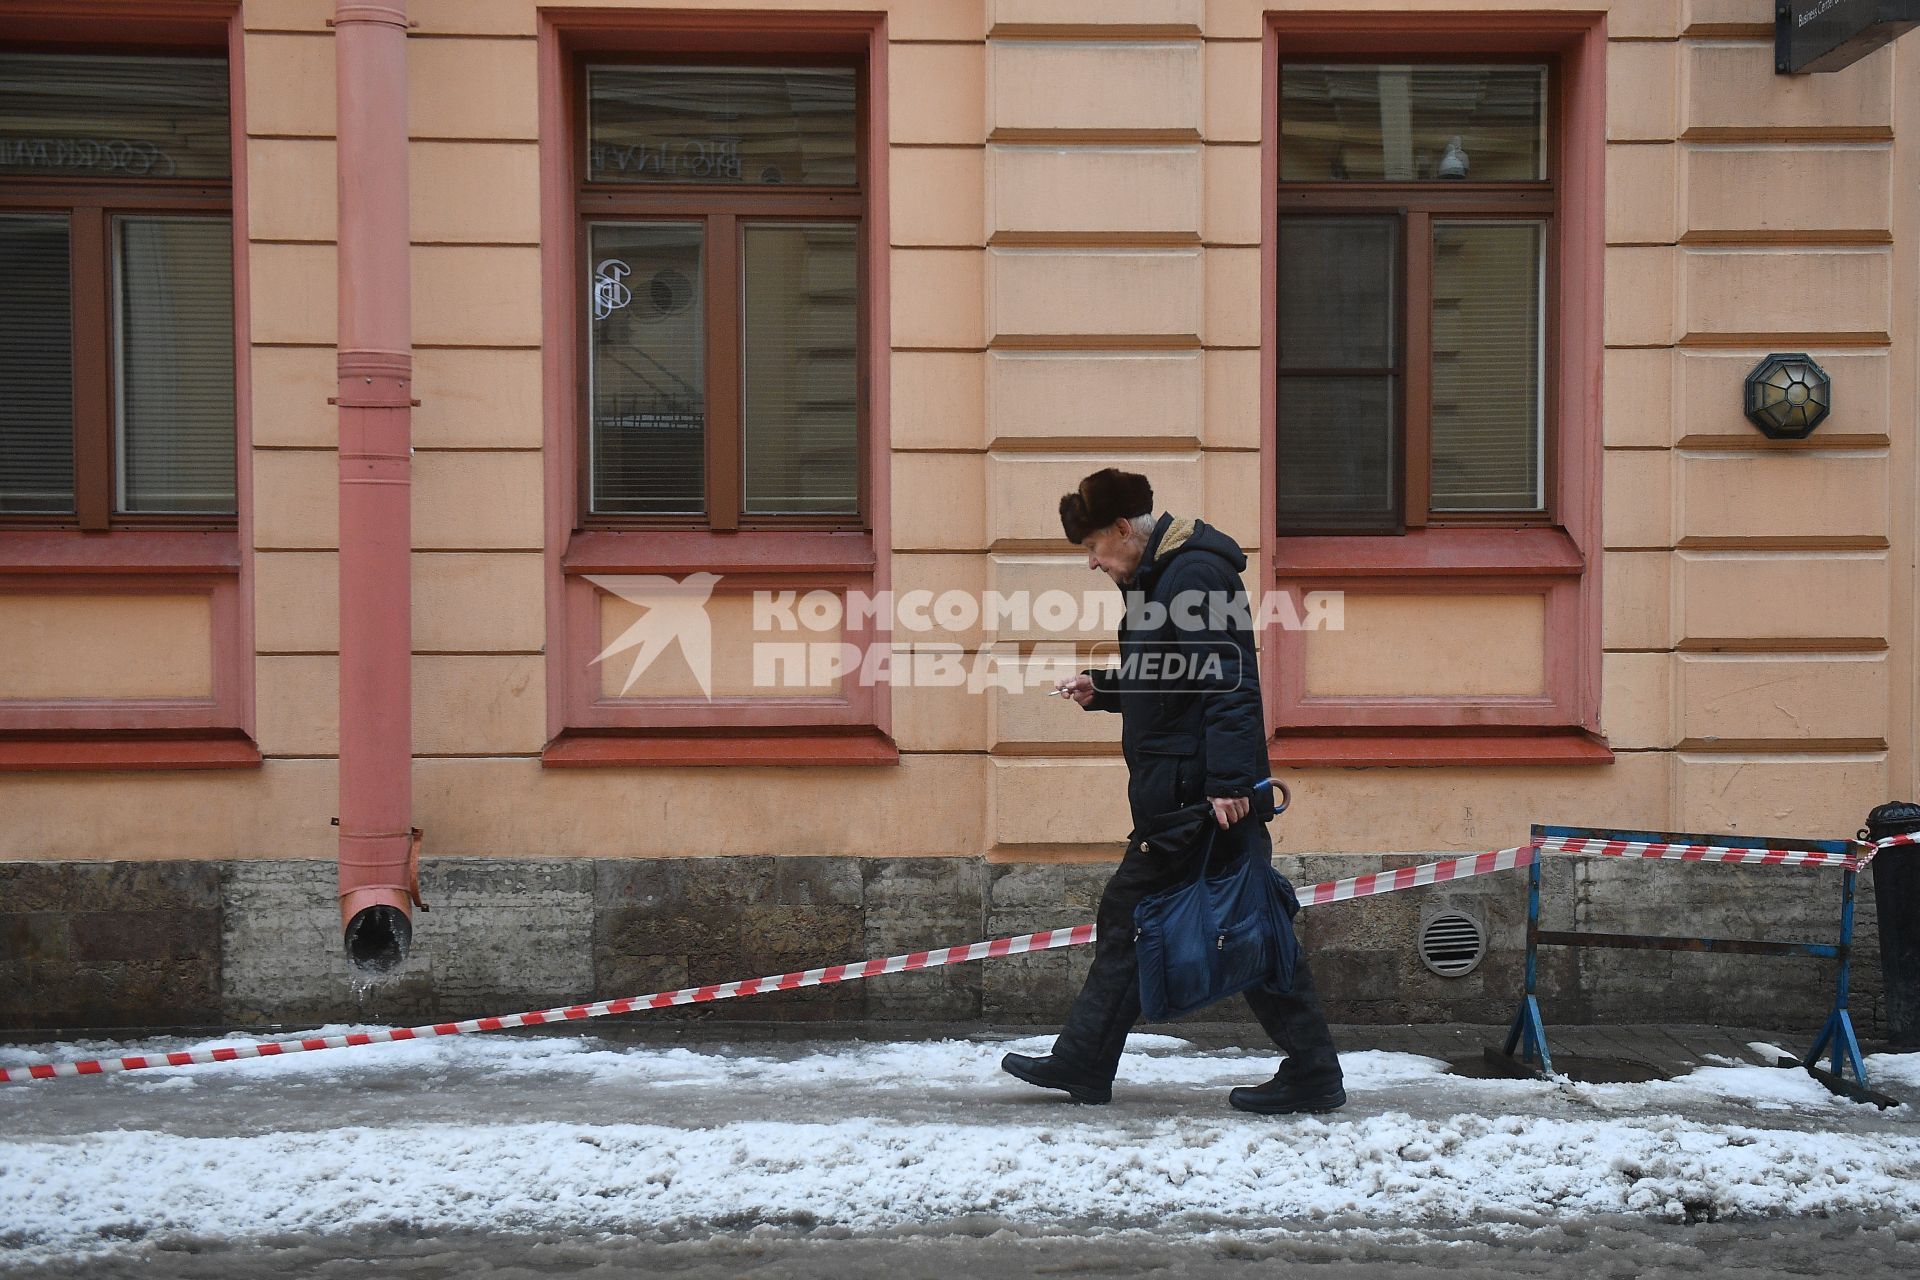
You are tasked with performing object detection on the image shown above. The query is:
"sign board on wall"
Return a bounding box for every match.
[1777,0,1920,73]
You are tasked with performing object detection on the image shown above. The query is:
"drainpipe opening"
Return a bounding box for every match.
[345,904,413,973]
[336,825,425,975]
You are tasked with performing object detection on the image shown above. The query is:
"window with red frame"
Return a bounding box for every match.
[1276,63,1552,535]
[577,61,867,532]
[0,51,236,530]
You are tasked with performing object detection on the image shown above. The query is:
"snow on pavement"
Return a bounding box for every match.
[2,1031,1918,1265]
[0,1028,1443,1093]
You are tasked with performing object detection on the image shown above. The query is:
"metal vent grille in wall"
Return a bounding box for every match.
[1418,911,1488,978]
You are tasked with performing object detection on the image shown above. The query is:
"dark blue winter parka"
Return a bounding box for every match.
[1080,513,1276,863]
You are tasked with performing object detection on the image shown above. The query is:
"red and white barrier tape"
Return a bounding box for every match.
[1854,828,1920,871]
[0,925,1094,1084]
[1537,832,1907,873]
[1294,843,1538,908]
[4,830,1912,1085]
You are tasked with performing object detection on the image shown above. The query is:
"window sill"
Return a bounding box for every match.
[0,729,263,773]
[0,528,241,575]
[1273,526,1583,578]
[562,528,875,576]
[542,726,899,768]
[1271,729,1612,769]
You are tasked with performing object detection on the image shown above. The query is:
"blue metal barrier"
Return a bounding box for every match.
[1495,824,1897,1107]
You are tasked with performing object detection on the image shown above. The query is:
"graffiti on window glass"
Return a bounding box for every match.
[593,259,633,321]
[589,138,743,183]
[0,137,177,176]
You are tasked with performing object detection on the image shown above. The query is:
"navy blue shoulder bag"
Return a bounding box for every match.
[1134,779,1302,1022]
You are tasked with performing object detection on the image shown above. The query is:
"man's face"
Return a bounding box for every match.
[1081,519,1144,586]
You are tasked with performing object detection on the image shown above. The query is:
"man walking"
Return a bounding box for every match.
[1000,468,1346,1114]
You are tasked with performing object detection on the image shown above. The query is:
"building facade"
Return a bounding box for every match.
[2,0,1916,1035]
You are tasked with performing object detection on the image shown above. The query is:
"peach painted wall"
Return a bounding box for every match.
[1,0,1914,862]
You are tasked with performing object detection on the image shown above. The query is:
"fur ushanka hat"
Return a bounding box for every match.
[1058,468,1154,543]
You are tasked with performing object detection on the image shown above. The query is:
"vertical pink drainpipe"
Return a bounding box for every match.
[333,1,420,970]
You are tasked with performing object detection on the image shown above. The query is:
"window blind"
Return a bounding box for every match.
[1277,216,1398,528]
[1429,221,1543,512]
[0,215,74,514]
[740,223,858,516]
[116,217,236,514]
[588,222,706,515]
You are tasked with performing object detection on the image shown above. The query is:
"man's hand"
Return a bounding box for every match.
[1209,795,1250,829]
[1055,673,1097,707]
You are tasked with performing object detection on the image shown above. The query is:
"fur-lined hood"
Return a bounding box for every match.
[1140,514,1246,578]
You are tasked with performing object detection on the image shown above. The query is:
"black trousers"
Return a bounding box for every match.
[1051,832,1343,1087]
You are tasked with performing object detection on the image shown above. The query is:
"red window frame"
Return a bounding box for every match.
[572,53,871,534]
[537,8,895,768]
[0,0,257,772]
[0,66,236,533]
[1275,60,1559,534]
[1260,11,1609,767]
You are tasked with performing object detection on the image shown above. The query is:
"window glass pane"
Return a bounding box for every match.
[1430,221,1543,512]
[1277,377,1396,527]
[589,223,705,515]
[1279,216,1395,369]
[741,224,858,516]
[116,218,236,514]
[0,53,230,181]
[1281,65,1545,182]
[0,215,73,513]
[1279,216,1397,530]
[587,66,856,186]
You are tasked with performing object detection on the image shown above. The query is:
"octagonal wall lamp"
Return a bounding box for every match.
[1745,353,1831,440]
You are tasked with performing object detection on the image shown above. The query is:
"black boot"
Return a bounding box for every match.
[1000,1052,1113,1104]
[1235,952,1344,1115]
[1228,1071,1346,1115]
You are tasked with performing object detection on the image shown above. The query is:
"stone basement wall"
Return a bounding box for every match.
[0,855,1892,1038]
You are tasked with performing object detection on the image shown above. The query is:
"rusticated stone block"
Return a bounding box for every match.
[1,959,219,1031]
[221,859,594,1027]
[0,913,67,964]
[773,858,865,907]
[598,857,779,908]
[738,905,865,964]
[865,857,984,910]
[987,862,1107,916]
[0,860,218,912]
[68,909,218,963]
[0,862,223,1029]
[863,859,988,1021]
[864,918,983,1021]
[0,864,73,913]
[983,948,1076,1024]
[592,859,674,910]
[601,908,738,959]
[596,953,688,1002]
